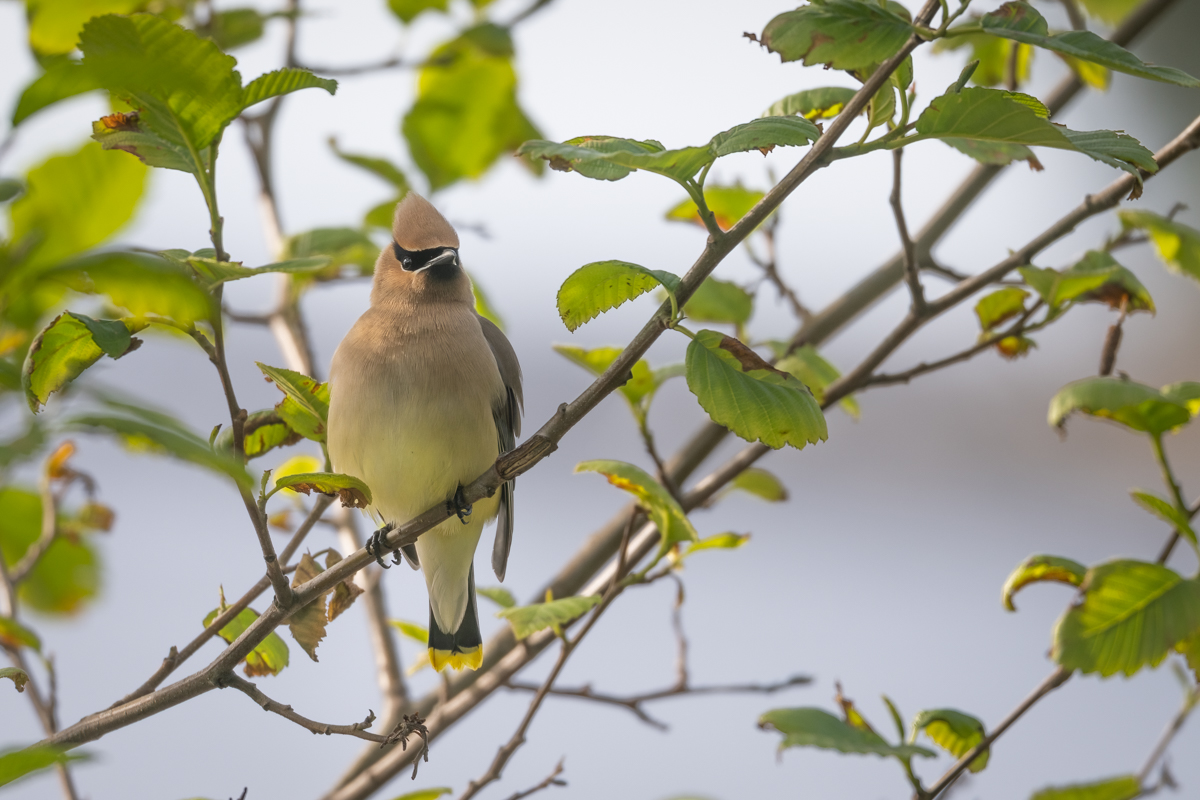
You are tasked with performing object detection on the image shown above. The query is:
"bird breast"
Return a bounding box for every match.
[327,304,505,525]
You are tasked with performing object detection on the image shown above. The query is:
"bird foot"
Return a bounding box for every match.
[365,522,401,569]
[449,485,472,525]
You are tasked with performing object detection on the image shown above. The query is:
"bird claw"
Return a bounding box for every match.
[450,485,471,525]
[366,522,400,568]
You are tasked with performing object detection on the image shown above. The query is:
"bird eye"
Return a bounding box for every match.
[402,257,413,268]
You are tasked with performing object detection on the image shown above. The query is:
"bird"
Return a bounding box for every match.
[327,192,523,672]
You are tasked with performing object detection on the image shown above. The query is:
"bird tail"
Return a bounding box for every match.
[428,563,483,672]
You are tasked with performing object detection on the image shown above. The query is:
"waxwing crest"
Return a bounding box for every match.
[392,193,460,252]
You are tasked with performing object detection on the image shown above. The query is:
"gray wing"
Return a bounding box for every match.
[477,314,523,582]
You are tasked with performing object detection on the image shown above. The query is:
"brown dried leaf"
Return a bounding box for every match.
[289,553,329,661]
[268,510,293,531]
[718,335,789,378]
[77,502,114,532]
[338,487,369,508]
[328,579,365,622]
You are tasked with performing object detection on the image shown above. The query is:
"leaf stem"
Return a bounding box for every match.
[1151,433,1192,563]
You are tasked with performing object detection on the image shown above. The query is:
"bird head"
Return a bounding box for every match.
[371,193,472,307]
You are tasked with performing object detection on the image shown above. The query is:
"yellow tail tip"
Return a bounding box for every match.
[429,645,482,672]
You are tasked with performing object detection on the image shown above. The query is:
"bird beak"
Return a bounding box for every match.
[411,248,459,273]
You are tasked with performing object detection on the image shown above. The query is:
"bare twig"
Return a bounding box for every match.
[863,301,1044,388]
[1059,0,1088,30]
[890,149,926,313]
[1098,294,1129,376]
[220,672,387,743]
[502,759,566,800]
[1137,684,1200,785]
[10,473,59,583]
[747,218,812,323]
[505,674,811,732]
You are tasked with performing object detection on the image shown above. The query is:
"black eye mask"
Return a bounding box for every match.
[392,241,459,273]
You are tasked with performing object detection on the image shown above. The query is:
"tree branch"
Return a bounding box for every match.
[220,672,387,743]
[890,149,926,313]
[502,759,566,800]
[1136,682,1199,786]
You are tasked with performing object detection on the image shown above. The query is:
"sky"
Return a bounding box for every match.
[2,0,1200,799]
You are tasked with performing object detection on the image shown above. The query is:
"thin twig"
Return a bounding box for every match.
[501,759,566,800]
[504,674,811,732]
[1098,294,1129,376]
[747,218,812,323]
[1136,685,1200,785]
[10,472,59,583]
[890,149,926,313]
[863,301,1044,388]
[220,672,387,743]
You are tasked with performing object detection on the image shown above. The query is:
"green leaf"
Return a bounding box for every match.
[760,0,915,72]
[1002,554,1087,611]
[203,605,290,677]
[686,330,827,450]
[257,363,330,442]
[1078,0,1142,24]
[8,142,147,272]
[1030,775,1141,800]
[1118,210,1200,284]
[47,251,215,324]
[685,532,751,555]
[762,87,859,120]
[912,709,989,773]
[556,261,680,332]
[26,0,140,55]
[272,473,371,509]
[213,410,301,460]
[241,68,337,111]
[981,2,1200,88]
[13,61,103,126]
[496,594,601,640]
[22,312,142,413]
[552,345,656,410]
[774,343,860,418]
[0,179,21,203]
[207,8,267,50]
[1130,491,1198,552]
[404,25,540,190]
[0,617,41,652]
[575,460,698,555]
[0,667,29,693]
[329,138,411,193]
[389,619,429,644]
[81,14,245,159]
[913,87,1154,178]
[1048,377,1190,435]
[0,488,100,615]
[975,287,1030,331]
[759,707,935,759]
[66,399,253,487]
[284,228,379,281]
[388,0,449,23]
[933,32,1033,88]
[1160,382,1200,416]
[666,184,765,232]
[520,119,817,186]
[0,745,88,788]
[185,255,331,290]
[1053,559,1200,677]
[683,278,753,326]
[730,468,789,502]
[1019,253,1153,314]
[477,586,516,609]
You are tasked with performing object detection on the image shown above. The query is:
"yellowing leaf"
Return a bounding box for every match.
[912,709,989,772]
[556,261,680,332]
[476,586,516,609]
[22,312,143,413]
[774,343,860,418]
[975,287,1029,331]
[762,87,859,120]
[759,707,935,758]
[1001,554,1086,611]
[389,619,429,644]
[1030,775,1141,800]
[272,472,371,509]
[1119,210,1200,285]
[575,460,698,556]
[0,667,29,693]
[730,468,788,503]
[685,532,750,555]
[1048,377,1190,436]
[665,184,765,231]
[0,617,41,651]
[203,605,289,677]
[497,594,601,640]
[683,278,753,326]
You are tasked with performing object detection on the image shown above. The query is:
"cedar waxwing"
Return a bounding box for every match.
[327,193,523,672]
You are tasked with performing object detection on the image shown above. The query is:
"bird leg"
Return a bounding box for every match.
[365,522,401,569]
[449,485,472,525]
